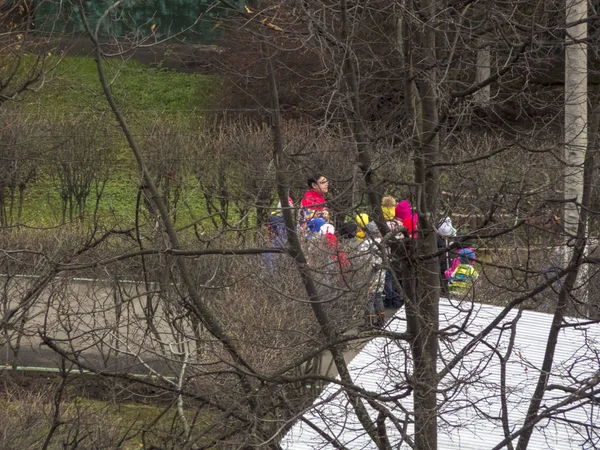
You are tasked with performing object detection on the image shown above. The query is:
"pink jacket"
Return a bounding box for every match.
[445,258,461,279]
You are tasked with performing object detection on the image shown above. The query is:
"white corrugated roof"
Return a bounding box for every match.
[282,299,600,449]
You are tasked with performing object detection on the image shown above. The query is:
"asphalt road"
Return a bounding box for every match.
[1,276,404,379]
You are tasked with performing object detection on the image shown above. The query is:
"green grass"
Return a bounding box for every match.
[74,398,213,448]
[19,173,140,227]
[3,55,220,228]
[18,173,213,230]
[18,55,217,121]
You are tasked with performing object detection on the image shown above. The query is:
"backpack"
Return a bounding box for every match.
[449,264,478,296]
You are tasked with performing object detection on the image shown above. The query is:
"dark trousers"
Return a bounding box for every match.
[384,270,404,308]
[440,272,449,295]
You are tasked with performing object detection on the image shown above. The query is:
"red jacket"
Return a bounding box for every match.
[301,190,327,209]
[298,190,330,237]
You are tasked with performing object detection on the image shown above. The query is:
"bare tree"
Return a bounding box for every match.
[49,118,114,224]
[0,0,60,105]
[141,120,194,225]
[1,1,600,449]
[230,0,600,448]
[0,113,40,226]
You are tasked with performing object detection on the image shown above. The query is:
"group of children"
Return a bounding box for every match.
[352,200,479,328]
[266,174,479,329]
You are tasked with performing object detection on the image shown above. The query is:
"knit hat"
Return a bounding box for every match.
[382,196,397,208]
[395,200,412,221]
[458,248,475,265]
[437,217,456,237]
[356,213,370,241]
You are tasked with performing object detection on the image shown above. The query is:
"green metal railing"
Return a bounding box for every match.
[34,0,244,44]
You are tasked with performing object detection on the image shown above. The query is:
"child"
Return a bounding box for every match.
[395,200,419,238]
[339,221,358,240]
[448,248,479,297]
[437,217,456,294]
[319,224,349,269]
[358,222,386,329]
[265,197,294,269]
[382,196,404,308]
[307,217,327,236]
[355,213,370,241]
[382,196,398,228]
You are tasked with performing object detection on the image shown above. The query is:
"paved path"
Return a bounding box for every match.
[1,276,404,379]
[318,307,403,378]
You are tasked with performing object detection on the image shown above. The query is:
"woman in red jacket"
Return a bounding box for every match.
[297,174,330,239]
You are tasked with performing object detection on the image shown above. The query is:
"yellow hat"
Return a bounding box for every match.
[356,213,369,228]
[356,213,369,240]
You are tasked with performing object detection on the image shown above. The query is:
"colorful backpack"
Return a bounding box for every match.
[449,264,479,296]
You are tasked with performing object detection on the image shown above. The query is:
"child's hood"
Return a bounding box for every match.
[458,248,476,264]
[395,200,412,221]
[382,206,396,221]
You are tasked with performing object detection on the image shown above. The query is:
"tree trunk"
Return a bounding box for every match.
[412,0,440,447]
[474,37,491,106]
[398,3,422,137]
[563,0,587,294]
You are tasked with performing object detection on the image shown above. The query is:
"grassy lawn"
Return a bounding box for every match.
[19,55,216,120]
[4,55,219,229]
[74,398,213,449]
[18,172,213,230]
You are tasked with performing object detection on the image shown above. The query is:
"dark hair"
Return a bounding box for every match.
[339,221,358,239]
[307,173,324,188]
